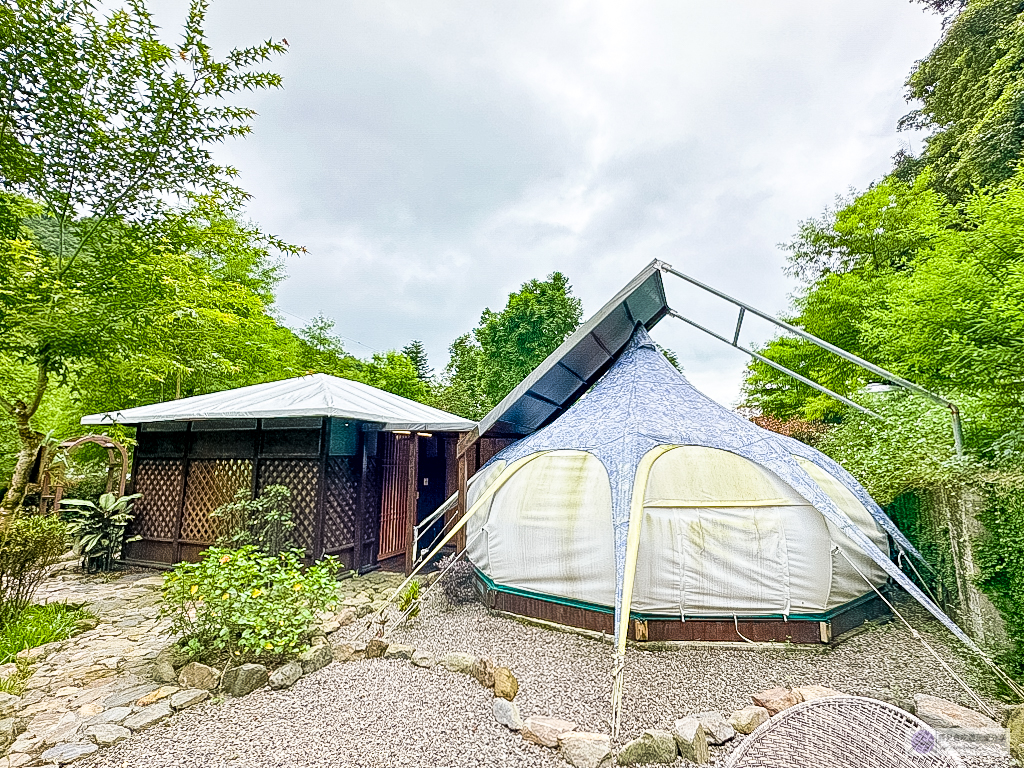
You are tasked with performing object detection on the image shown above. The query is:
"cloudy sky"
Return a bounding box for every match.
[152,0,941,406]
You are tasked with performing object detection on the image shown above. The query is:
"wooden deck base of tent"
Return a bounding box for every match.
[476,578,890,645]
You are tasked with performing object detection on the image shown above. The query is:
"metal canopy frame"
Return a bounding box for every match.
[656,262,965,456]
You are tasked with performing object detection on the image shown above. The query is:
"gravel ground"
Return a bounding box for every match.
[81,592,1017,768]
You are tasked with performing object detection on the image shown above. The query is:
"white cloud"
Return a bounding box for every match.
[149,0,941,405]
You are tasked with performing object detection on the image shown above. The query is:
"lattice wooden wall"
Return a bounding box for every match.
[322,457,359,554]
[182,459,253,543]
[257,459,320,552]
[130,459,184,540]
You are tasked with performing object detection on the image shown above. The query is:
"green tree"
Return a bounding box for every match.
[433,333,487,420]
[401,340,433,383]
[903,0,1024,197]
[359,351,429,403]
[0,0,288,514]
[433,273,583,418]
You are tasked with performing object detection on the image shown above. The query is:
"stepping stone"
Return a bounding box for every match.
[83,723,130,746]
[40,742,98,764]
[122,703,171,731]
[169,688,210,710]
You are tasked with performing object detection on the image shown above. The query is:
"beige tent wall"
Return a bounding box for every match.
[466,452,616,606]
[466,445,890,617]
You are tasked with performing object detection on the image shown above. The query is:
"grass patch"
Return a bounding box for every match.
[0,602,94,665]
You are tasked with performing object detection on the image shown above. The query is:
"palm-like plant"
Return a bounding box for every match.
[60,493,142,572]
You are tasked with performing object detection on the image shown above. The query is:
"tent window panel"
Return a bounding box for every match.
[483,451,615,607]
[678,506,790,616]
[793,457,888,551]
[646,446,806,508]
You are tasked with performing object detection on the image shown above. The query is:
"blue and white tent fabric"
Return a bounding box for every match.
[445,325,984,727]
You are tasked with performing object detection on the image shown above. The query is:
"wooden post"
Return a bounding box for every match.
[353,429,371,572]
[456,451,468,551]
[404,435,419,575]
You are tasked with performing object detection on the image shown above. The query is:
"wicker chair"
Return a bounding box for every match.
[725,696,963,768]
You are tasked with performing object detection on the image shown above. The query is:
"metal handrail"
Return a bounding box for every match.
[412,491,458,562]
[657,263,964,455]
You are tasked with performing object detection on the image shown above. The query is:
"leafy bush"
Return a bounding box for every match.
[974,476,1024,679]
[211,485,294,557]
[0,602,92,665]
[0,515,67,627]
[436,553,477,606]
[61,493,142,572]
[396,579,421,617]
[162,546,339,665]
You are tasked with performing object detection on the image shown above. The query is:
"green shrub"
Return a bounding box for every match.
[396,579,421,617]
[162,546,339,665]
[211,485,294,557]
[975,477,1024,679]
[0,515,67,627]
[0,602,92,665]
[61,492,141,572]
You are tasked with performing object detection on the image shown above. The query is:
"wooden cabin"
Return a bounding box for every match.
[80,374,508,573]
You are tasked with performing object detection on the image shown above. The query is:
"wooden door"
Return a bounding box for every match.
[378,433,414,561]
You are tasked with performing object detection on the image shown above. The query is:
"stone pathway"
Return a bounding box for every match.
[1,564,407,767]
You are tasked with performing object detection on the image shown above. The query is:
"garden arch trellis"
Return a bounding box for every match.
[39,434,130,515]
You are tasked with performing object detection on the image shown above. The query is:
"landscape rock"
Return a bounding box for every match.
[691,711,735,745]
[84,723,131,746]
[6,752,32,767]
[40,742,98,764]
[410,649,435,668]
[364,639,389,659]
[335,608,357,627]
[222,663,269,697]
[1007,705,1024,765]
[298,644,333,674]
[0,718,15,751]
[321,619,341,634]
[332,642,366,663]
[441,652,477,674]
[177,662,219,691]
[383,643,415,661]
[169,688,209,710]
[752,686,801,716]
[103,684,159,709]
[493,666,518,701]
[471,656,496,688]
[152,645,189,684]
[269,662,303,690]
[492,698,524,731]
[136,684,179,706]
[728,706,770,735]
[0,663,17,680]
[558,732,612,768]
[913,694,1001,731]
[673,717,710,764]
[616,729,678,765]
[522,715,577,748]
[84,707,132,727]
[122,703,172,731]
[795,684,848,702]
[0,693,19,718]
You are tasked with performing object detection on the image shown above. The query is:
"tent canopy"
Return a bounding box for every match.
[80,373,475,432]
